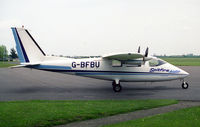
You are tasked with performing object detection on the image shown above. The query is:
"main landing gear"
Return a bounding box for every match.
[112,80,122,92]
[182,81,189,89]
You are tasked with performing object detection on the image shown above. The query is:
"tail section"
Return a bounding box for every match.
[11,27,45,63]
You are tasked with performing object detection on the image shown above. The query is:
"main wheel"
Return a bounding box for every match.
[182,82,189,89]
[112,81,122,92]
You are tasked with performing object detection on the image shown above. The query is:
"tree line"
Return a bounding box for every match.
[0,45,18,61]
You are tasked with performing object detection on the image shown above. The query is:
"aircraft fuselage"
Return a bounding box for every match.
[33,57,189,82]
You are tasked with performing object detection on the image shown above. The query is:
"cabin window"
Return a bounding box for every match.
[126,64,141,67]
[112,60,122,67]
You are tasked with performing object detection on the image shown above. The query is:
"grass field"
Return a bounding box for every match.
[161,58,200,66]
[0,62,16,68]
[0,100,177,127]
[104,106,200,127]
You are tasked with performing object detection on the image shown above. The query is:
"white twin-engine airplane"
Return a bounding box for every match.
[11,27,189,92]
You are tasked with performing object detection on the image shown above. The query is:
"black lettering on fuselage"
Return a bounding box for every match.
[71,61,100,68]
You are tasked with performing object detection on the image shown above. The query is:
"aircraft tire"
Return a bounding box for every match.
[112,82,122,92]
[182,82,189,89]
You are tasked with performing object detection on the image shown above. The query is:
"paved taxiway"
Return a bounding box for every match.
[0,66,199,101]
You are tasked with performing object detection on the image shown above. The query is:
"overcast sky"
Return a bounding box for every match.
[0,0,200,56]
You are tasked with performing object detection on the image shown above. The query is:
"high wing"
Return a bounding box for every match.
[102,52,152,66]
[102,52,144,61]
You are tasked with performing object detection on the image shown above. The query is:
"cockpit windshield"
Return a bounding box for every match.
[149,58,167,67]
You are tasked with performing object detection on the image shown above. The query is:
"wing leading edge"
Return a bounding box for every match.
[102,52,144,61]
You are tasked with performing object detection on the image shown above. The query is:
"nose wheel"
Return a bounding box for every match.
[112,81,122,92]
[182,81,189,89]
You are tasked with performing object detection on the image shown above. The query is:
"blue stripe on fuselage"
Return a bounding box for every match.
[33,65,72,70]
[33,66,184,76]
[74,71,184,76]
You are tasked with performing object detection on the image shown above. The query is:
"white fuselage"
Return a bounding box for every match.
[33,56,189,82]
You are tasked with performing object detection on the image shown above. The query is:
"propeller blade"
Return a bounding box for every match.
[145,47,149,57]
[138,46,140,53]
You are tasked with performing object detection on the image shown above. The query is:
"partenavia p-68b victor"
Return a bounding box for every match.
[11,27,189,92]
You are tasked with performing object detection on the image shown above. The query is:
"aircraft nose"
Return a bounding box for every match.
[180,69,189,77]
[168,63,189,78]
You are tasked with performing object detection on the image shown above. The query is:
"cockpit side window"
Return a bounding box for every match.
[149,59,159,66]
[157,59,167,66]
[149,58,166,67]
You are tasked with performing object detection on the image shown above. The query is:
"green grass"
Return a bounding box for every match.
[161,58,200,66]
[0,62,16,68]
[104,106,200,127]
[0,100,177,127]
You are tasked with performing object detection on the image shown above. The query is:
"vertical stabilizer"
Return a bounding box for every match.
[11,27,45,63]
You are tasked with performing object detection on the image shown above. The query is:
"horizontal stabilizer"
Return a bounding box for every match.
[9,63,40,69]
[21,62,40,66]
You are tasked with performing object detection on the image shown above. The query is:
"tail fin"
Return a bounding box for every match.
[11,27,45,63]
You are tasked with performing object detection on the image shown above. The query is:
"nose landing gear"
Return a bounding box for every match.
[112,80,122,92]
[182,81,189,89]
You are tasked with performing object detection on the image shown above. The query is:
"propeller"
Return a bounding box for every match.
[138,46,140,53]
[145,47,149,57]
